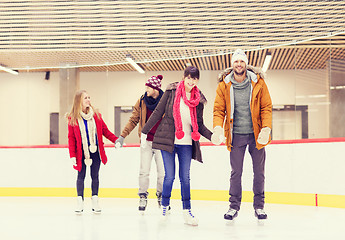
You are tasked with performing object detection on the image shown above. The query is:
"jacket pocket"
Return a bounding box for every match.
[224,119,233,147]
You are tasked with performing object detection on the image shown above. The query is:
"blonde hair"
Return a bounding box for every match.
[66,90,99,126]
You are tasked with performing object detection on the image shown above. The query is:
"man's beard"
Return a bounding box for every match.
[234,69,245,76]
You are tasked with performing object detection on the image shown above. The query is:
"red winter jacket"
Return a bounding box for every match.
[68,113,117,171]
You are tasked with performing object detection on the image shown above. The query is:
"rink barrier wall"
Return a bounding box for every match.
[1,137,345,149]
[1,187,345,209]
[1,138,345,209]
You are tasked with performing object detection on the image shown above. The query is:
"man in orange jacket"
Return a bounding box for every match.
[212,49,272,220]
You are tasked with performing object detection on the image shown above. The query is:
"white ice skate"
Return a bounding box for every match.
[183,209,198,226]
[75,196,84,214]
[92,195,101,214]
[162,206,171,219]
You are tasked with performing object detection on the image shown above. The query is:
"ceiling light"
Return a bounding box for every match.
[0,65,19,75]
[330,85,345,90]
[125,55,145,74]
[262,53,272,72]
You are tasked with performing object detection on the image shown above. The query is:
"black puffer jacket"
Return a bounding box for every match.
[141,82,212,163]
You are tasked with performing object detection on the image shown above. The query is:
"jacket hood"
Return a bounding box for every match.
[166,82,207,104]
[217,65,266,83]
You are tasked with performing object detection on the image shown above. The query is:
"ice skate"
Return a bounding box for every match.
[162,205,171,216]
[75,196,84,214]
[224,208,238,220]
[183,209,198,226]
[91,195,101,214]
[254,209,267,220]
[158,205,171,223]
[156,192,162,208]
[139,194,147,211]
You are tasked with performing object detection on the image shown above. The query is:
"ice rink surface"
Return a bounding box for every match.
[0,197,344,240]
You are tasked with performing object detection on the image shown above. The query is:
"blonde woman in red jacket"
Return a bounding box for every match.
[67,90,118,214]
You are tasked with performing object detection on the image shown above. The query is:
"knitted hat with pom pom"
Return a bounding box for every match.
[145,75,163,90]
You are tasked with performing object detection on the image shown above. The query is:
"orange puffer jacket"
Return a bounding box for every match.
[213,66,272,152]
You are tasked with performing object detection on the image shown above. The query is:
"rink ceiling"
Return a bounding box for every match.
[0,1,345,72]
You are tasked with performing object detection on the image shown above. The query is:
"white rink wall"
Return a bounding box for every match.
[1,141,345,196]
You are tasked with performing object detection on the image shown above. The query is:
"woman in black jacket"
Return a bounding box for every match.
[141,66,213,226]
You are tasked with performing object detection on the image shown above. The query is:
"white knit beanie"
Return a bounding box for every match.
[231,49,248,66]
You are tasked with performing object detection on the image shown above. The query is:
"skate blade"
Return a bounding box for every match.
[225,218,236,226]
[92,209,101,214]
[184,221,198,227]
[224,214,238,222]
[257,219,265,226]
[138,207,146,215]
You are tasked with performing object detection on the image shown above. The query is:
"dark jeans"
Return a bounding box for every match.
[229,133,266,210]
[77,150,101,198]
[161,145,192,209]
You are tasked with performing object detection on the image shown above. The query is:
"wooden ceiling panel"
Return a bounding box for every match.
[0,1,344,72]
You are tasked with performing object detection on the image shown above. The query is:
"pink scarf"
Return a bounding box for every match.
[173,81,201,141]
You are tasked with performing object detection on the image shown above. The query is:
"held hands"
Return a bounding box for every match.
[257,127,271,145]
[71,157,77,166]
[140,133,148,148]
[211,126,226,145]
[115,136,125,149]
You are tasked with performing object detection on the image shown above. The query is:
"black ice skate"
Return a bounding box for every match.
[254,209,267,220]
[224,208,238,220]
[156,192,162,208]
[139,194,147,211]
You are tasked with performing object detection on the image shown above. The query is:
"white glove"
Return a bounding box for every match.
[115,136,125,149]
[211,126,225,145]
[257,127,271,145]
[71,157,77,166]
[141,133,148,148]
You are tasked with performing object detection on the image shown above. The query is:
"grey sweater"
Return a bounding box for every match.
[230,72,254,134]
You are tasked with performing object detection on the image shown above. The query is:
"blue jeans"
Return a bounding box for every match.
[161,145,192,210]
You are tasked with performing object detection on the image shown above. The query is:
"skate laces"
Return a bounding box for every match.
[162,206,170,216]
[255,209,266,215]
[187,209,195,218]
[226,208,237,216]
[139,196,147,206]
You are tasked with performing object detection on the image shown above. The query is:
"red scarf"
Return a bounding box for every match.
[173,81,201,141]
